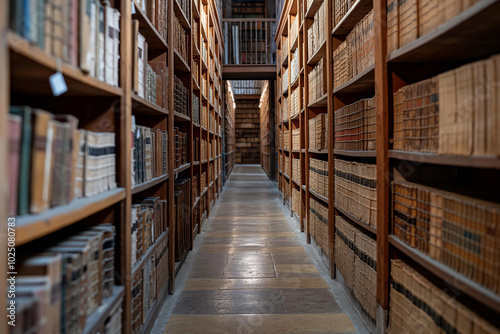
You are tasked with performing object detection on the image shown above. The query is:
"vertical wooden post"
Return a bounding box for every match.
[374,0,390,330]
[168,0,176,295]
[326,0,335,279]
[0,2,9,333]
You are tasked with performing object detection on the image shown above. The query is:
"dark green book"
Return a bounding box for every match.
[10,106,32,216]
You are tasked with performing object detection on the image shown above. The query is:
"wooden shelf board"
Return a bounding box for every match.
[283,148,290,153]
[209,181,214,188]
[334,149,376,158]
[201,187,208,197]
[193,78,201,91]
[389,235,500,314]
[132,174,169,194]
[193,161,200,166]
[331,0,373,37]
[333,63,375,94]
[174,0,192,29]
[301,149,306,153]
[174,111,191,122]
[305,0,325,18]
[132,93,168,116]
[308,148,328,155]
[302,185,306,192]
[335,204,377,235]
[83,286,125,334]
[308,93,328,108]
[291,76,299,89]
[132,8,169,51]
[174,49,191,72]
[192,0,200,19]
[283,173,290,180]
[175,163,191,174]
[193,196,200,208]
[292,149,301,153]
[201,159,208,164]
[132,232,168,276]
[309,188,329,204]
[16,188,126,246]
[292,179,301,187]
[8,33,122,97]
[388,0,500,63]
[307,40,326,65]
[389,150,500,169]
[290,35,299,52]
[193,43,201,57]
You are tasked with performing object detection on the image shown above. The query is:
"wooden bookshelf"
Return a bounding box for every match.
[277,0,500,330]
[0,0,228,333]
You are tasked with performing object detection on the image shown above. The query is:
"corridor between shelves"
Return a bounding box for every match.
[154,164,356,333]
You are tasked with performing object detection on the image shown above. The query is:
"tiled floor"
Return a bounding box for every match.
[161,165,357,333]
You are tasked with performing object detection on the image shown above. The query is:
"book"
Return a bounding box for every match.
[8,114,22,216]
[334,98,376,152]
[96,2,105,81]
[30,109,54,214]
[386,0,399,54]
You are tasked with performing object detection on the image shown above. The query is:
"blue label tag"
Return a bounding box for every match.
[49,72,68,97]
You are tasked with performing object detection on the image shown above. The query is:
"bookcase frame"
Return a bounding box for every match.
[276,0,500,330]
[0,0,226,333]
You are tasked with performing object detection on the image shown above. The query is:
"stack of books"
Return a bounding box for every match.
[308,58,327,102]
[390,259,499,333]
[387,0,481,53]
[131,197,168,267]
[310,197,328,253]
[334,0,356,27]
[335,216,377,319]
[334,159,377,227]
[201,171,207,190]
[15,224,119,333]
[393,54,500,156]
[8,107,116,216]
[290,86,301,119]
[284,155,290,175]
[307,0,327,58]
[308,113,328,150]
[175,177,192,261]
[309,158,328,197]
[333,10,375,88]
[334,97,376,151]
[292,129,300,150]
[291,49,300,86]
[174,16,189,62]
[135,0,168,40]
[132,123,168,186]
[174,75,190,117]
[392,180,500,295]
[292,158,301,184]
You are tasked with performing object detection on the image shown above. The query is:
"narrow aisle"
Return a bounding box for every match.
[162,165,356,333]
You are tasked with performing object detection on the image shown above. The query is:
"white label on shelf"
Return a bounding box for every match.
[131,1,136,14]
[49,72,68,96]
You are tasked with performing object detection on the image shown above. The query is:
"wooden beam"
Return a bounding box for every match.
[222,65,278,80]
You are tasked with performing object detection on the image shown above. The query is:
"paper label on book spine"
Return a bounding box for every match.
[49,72,68,96]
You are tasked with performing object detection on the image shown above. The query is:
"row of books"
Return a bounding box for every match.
[132,122,168,187]
[282,68,289,94]
[174,128,188,168]
[292,129,300,150]
[13,224,118,333]
[291,49,300,86]
[387,0,481,54]
[310,158,328,198]
[392,180,500,296]
[292,187,301,217]
[175,177,192,261]
[176,0,191,21]
[174,16,189,62]
[334,97,376,152]
[193,94,200,125]
[10,0,121,87]
[308,113,328,150]
[333,0,356,28]
[281,37,289,65]
[284,155,290,177]
[289,16,299,51]
[310,197,329,254]
[335,216,377,319]
[131,235,169,334]
[283,130,290,150]
[9,107,116,216]
[282,94,289,122]
[334,159,377,227]
[308,58,327,103]
[174,74,190,117]
[290,86,301,119]
[201,105,208,128]
[394,54,500,156]
[307,0,327,59]
[134,0,168,41]
[131,197,168,267]
[201,171,207,191]
[292,158,301,185]
[333,10,374,88]
[389,259,499,334]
